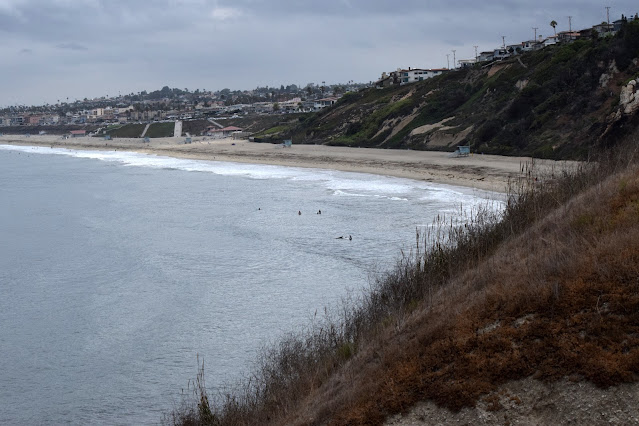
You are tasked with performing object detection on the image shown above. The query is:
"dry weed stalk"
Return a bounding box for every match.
[168,139,639,426]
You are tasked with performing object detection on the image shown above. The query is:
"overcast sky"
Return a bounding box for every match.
[1,0,637,106]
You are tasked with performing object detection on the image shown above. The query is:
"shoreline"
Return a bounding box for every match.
[0,135,571,193]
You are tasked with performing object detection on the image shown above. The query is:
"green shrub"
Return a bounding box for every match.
[145,122,175,138]
[477,119,503,143]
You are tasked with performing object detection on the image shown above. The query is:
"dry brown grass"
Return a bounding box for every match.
[167,141,639,426]
[319,164,639,425]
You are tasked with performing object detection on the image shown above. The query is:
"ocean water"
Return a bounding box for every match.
[0,144,500,425]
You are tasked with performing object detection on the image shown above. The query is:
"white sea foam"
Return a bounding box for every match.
[332,190,409,201]
[0,142,505,426]
[0,144,499,205]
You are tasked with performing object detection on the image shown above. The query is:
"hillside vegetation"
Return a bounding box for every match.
[165,77,639,426]
[271,21,639,160]
[166,20,639,426]
[145,122,175,138]
[106,123,146,138]
[168,133,639,425]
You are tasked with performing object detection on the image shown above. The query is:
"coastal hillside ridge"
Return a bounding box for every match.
[159,20,639,426]
[6,3,639,425]
[166,141,639,425]
[252,20,639,161]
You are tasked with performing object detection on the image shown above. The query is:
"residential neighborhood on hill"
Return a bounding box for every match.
[375,13,638,88]
[0,82,366,130]
[2,13,637,134]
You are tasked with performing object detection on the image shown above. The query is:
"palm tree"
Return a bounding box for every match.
[550,20,558,36]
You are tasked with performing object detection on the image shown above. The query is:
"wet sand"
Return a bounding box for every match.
[0,135,573,193]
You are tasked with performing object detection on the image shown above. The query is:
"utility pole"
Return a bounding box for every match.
[533,27,539,40]
[474,45,479,62]
[568,16,573,32]
[501,35,506,48]
[606,6,611,25]
[452,49,456,69]
[446,54,450,69]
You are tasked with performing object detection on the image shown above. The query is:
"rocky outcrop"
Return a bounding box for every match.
[620,79,639,115]
[515,79,529,91]
[599,60,619,88]
[600,77,639,141]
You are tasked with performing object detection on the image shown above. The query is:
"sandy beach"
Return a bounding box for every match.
[0,134,572,193]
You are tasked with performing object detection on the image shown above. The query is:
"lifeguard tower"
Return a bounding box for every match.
[454,145,471,157]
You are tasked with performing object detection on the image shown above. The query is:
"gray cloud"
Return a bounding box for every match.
[1,0,638,106]
[57,43,89,51]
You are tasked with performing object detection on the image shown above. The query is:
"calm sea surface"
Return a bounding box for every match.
[0,144,499,425]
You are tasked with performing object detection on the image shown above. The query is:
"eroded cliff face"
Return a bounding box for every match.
[385,379,639,426]
[601,58,639,141]
[620,78,639,115]
[286,28,639,159]
[598,59,620,88]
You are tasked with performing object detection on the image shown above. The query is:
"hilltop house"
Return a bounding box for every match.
[278,97,303,112]
[493,48,510,60]
[314,97,339,109]
[375,71,400,88]
[557,31,581,43]
[457,59,477,69]
[479,51,495,62]
[398,68,447,84]
[506,44,524,55]
[593,22,615,35]
[521,40,543,52]
[301,100,316,112]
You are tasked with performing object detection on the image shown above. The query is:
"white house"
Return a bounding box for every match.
[314,97,339,109]
[493,48,510,60]
[398,68,447,85]
[279,97,303,111]
[479,51,495,62]
[506,44,524,55]
[457,59,477,69]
